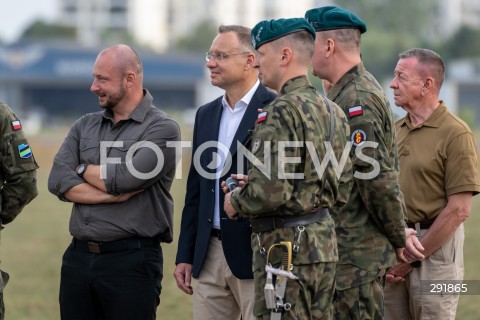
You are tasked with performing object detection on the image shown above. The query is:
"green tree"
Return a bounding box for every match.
[437,26,480,61]
[99,29,138,48]
[333,0,437,82]
[20,20,76,41]
[174,20,217,53]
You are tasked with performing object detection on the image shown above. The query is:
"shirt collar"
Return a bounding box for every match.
[398,101,446,129]
[221,80,260,111]
[328,63,364,101]
[102,89,153,123]
[279,75,311,96]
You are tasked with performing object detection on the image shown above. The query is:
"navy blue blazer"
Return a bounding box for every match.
[175,84,276,279]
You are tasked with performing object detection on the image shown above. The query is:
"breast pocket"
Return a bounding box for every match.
[103,139,138,160]
[79,139,100,163]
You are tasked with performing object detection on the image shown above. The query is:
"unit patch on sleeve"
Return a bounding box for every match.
[351,129,367,147]
[18,143,33,159]
[348,105,363,118]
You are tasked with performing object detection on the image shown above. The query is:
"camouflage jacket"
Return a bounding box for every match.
[0,103,38,225]
[328,63,406,289]
[230,75,353,265]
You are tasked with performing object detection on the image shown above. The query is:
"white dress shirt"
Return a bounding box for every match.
[213,80,260,229]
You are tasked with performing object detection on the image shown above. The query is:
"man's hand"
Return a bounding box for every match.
[224,191,238,219]
[396,228,425,263]
[221,174,248,194]
[386,262,413,283]
[173,263,193,295]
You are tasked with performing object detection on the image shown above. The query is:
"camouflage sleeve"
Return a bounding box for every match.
[231,100,302,217]
[350,96,406,248]
[331,104,353,208]
[0,104,39,224]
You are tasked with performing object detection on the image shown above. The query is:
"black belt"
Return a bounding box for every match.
[210,228,222,241]
[250,208,329,233]
[406,218,436,230]
[72,237,160,254]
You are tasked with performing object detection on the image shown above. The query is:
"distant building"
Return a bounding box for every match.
[58,0,324,52]
[447,58,480,126]
[59,0,170,52]
[54,0,480,50]
[435,0,480,39]
[0,42,205,118]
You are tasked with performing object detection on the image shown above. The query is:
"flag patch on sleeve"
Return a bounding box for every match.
[348,106,363,118]
[11,120,22,130]
[257,111,267,123]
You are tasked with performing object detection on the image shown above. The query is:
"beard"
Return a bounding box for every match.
[99,86,126,110]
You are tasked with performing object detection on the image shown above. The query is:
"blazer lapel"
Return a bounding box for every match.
[228,85,270,158]
[204,98,224,165]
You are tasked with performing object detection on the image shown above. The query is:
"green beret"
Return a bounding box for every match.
[305,6,367,34]
[251,18,316,50]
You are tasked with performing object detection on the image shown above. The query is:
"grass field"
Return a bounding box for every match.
[2,124,480,319]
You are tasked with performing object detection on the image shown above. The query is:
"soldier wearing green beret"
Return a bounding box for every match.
[223,18,353,319]
[305,6,424,319]
[0,102,38,319]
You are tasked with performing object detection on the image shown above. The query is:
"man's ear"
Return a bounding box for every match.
[280,47,293,65]
[424,77,434,89]
[420,77,434,96]
[125,71,136,87]
[245,52,256,70]
[325,38,335,58]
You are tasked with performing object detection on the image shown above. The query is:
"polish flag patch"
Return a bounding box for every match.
[257,111,267,123]
[11,120,22,130]
[348,105,363,118]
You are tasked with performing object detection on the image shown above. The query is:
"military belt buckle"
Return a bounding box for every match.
[87,242,101,253]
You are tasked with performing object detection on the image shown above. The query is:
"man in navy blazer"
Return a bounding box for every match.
[174,25,276,320]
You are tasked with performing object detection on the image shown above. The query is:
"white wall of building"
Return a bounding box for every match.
[436,0,480,39]
[130,0,169,51]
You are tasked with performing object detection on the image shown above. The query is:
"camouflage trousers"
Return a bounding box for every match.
[332,274,386,320]
[0,269,10,320]
[254,262,336,320]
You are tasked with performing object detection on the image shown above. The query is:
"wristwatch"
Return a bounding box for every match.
[75,163,88,178]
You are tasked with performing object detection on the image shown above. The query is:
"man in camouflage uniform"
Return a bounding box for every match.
[223,18,353,319]
[305,6,423,319]
[0,102,38,320]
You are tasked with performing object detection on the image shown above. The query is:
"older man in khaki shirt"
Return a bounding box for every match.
[384,48,480,320]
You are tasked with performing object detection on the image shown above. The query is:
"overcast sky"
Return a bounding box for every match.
[0,0,57,43]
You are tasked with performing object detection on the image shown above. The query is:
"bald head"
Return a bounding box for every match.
[97,44,143,82]
[91,44,145,112]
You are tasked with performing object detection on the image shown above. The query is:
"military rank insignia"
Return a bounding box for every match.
[252,138,261,154]
[257,111,267,123]
[18,143,33,159]
[351,129,366,147]
[348,105,363,118]
[11,120,22,130]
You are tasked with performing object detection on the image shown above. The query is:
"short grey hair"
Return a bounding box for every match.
[218,25,254,52]
[399,48,445,88]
